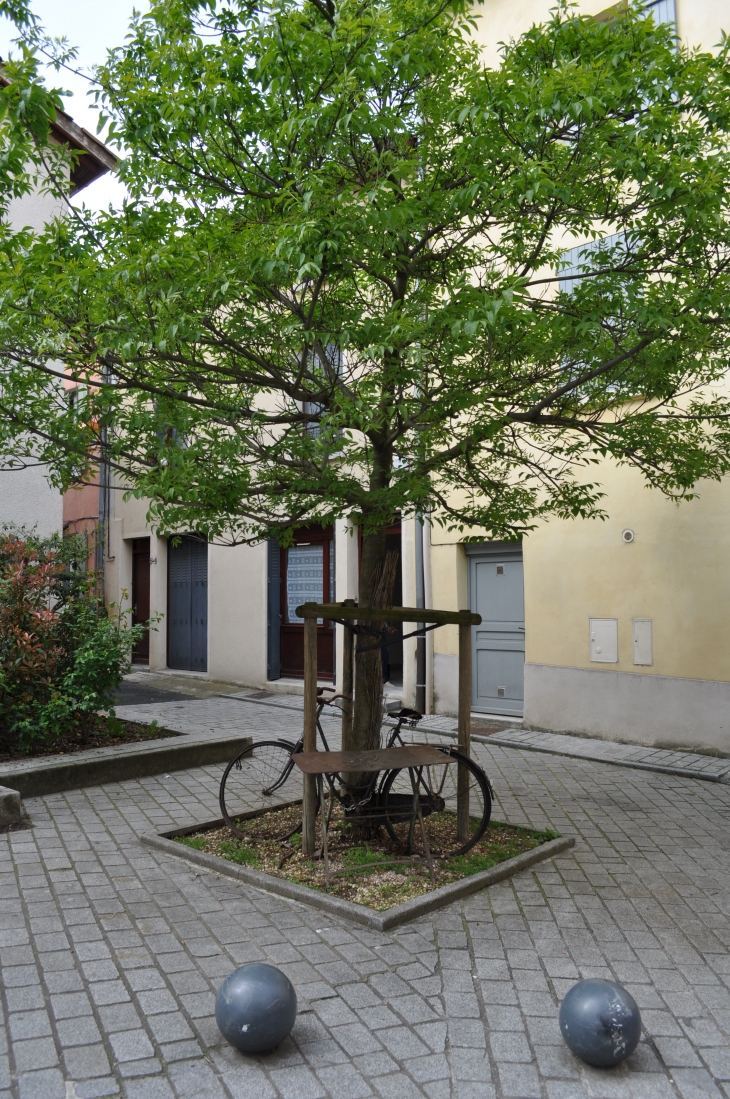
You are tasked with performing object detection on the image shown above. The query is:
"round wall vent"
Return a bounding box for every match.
[622,529,635,544]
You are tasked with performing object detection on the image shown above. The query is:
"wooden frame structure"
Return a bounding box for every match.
[295,602,482,855]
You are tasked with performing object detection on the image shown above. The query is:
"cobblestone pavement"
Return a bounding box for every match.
[113,696,343,746]
[3,716,730,1099]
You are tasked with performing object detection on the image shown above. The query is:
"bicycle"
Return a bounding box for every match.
[219,688,493,859]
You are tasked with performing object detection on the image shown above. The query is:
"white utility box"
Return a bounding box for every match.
[633,618,653,665]
[589,618,618,663]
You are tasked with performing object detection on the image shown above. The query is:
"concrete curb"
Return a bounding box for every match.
[0,733,252,798]
[140,828,575,931]
[484,735,730,783]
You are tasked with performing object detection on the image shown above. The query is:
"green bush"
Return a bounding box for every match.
[0,527,147,752]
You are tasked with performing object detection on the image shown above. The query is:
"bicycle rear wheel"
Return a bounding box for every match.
[381,748,491,858]
[219,739,302,840]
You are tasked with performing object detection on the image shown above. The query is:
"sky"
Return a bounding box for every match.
[0,0,148,210]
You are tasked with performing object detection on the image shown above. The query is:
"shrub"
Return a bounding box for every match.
[0,527,147,751]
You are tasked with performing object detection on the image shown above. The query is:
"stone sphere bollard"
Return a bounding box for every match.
[215,963,297,1055]
[559,979,641,1067]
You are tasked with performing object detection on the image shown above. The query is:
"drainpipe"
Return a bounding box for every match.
[415,513,426,713]
[95,432,107,604]
[422,515,433,715]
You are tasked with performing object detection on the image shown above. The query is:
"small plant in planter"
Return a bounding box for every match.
[0,526,149,754]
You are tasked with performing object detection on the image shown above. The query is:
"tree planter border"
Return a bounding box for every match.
[0,729,253,798]
[141,816,575,931]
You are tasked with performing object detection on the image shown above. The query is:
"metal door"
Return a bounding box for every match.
[468,545,524,716]
[167,536,208,672]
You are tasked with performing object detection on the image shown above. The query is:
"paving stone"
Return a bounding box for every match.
[12,1036,59,1073]
[489,1030,533,1063]
[672,1068,726,1098]
[62,1042,112,1079]
[315,1063,373,1098]
[268,1065,327,1099]
[74,1079,122,1098]
[15,1068,65,1099]
[108,1029,155,1062]
[330,1022,384,1056]
[7,1013,51,1042]
[497,1062,542,1097]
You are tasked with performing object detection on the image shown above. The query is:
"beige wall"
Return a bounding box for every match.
[209,541,268,685]
[524,466,730,682]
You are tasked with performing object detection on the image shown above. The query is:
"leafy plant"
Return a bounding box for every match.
[0,527,148,751]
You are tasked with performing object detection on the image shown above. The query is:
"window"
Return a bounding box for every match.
[594,0,675,26]
[286,544,324,623]
[644,0,676,27]
[304,346,343,438]
[559,233,629,295]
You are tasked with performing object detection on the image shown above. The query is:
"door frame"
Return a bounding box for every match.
[465,541,524,716]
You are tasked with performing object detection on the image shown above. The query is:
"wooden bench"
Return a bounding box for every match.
[290,744,450,774]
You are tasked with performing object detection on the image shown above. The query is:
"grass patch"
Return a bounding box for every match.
[174,804,558,911]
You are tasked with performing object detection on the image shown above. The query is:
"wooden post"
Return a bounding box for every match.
[341,599,355,752]
[302,612,318,855]
[457,615,472,844]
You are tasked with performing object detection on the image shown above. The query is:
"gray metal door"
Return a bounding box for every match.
[468,544,524,716]
[167,536,208,672]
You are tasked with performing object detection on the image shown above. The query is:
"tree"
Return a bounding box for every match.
[1,0,730,749]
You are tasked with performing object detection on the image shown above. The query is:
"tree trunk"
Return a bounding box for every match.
[351,526,388,755]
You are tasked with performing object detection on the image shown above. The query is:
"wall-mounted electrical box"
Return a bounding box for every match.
[589,618,618,663]
[633,619,653,665]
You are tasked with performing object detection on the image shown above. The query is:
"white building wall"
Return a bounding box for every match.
[0,462,63,538]
[0,187,66,538]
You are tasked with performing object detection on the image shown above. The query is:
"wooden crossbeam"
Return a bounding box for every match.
[295,602,481,626]
[291,745,451,775]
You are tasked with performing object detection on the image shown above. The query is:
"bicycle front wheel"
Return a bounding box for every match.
[219,739,302,840]
[381,748,492,858]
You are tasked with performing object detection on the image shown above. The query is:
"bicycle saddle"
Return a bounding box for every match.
[394,707,423,720]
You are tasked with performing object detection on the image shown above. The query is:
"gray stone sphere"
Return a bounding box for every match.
[215,963,297,1055]
[559,979,641,1067]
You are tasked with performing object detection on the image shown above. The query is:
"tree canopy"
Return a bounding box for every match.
[1,0,730,556]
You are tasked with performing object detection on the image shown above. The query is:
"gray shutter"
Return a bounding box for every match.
[167,538,192,670]
[167,536,208,672]
[267,539,281,680]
